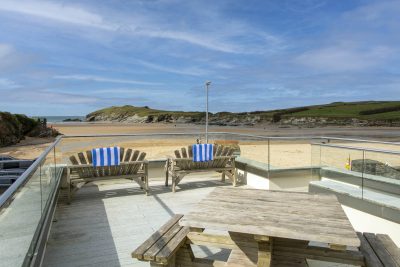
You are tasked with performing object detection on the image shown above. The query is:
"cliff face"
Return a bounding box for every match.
[0,112,59,147]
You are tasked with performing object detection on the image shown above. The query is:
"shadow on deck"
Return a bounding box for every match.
[43,173,230,267]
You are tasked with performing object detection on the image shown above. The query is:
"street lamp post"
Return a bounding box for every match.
[205,81,211,143]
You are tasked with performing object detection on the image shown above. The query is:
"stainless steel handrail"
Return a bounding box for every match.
[1,132,399,209]
[319,136,400,146]
[311,142,400,155]
[61,132,400,145]
[0,135,63,209]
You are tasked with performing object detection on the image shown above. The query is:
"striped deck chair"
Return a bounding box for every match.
[165,144,237,192]
[67,147,148,202]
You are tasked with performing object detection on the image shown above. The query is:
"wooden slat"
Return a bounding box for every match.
[364,232,398,267]
[143,223,183,261]
[120,148,132,175]
[188,145,193,158]
[69,155,85,178]
[131,152,146,174]
[186,232,258,250]
[132,214,183,260]
[78,152,91,177]
[357,232,383,267]
[376,234,400,266]
[156,226,190,263]
[85,150,98,177]
[274,238,364,266]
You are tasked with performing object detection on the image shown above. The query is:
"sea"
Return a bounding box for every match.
[31,116,86,123]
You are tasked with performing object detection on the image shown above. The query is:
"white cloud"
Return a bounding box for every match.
[0,44,14,58]
[135,59,209,76]
[0,0,113,30]
[0,78,19,89]
[53,75,162,85]
[296,46,393,72]
[0,0,282,54]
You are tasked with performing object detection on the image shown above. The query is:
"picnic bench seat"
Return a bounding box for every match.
[165,144,237,192]
[358,232,400,267]
[132,214,189,266]
[67,147,149,202]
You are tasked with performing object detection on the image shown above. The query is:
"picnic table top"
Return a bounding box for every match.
[179,187,360,247]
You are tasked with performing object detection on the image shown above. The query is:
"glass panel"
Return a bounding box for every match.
[41,147,57,212]
[269,139,311,169]
[208,133,269,165]
[324,138,400,151]
[319,146,364,197]
[0,167,42,266]
[311,144,321,180]
[362,150,400,208]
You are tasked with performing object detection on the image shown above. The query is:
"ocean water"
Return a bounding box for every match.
[32,116,86,123]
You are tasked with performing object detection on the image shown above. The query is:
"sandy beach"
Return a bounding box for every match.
[1,123,399,169]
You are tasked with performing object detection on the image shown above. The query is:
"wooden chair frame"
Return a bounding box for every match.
[67,147,149,203]
[165,144,237,192]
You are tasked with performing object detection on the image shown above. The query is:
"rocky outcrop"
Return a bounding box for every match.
[278,117,400,127]
[85,104,400,127]
[0,112,59,147]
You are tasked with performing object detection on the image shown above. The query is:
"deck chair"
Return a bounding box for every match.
[67,147,149,202]
[165,144,237,192]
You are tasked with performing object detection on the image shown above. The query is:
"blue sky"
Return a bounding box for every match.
[0,0,399,115]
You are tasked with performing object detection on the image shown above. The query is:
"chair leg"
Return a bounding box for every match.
[145,175,149,196]
[67,185,71,204]
[165,160,169,187]
[67,167,71,204]
[172,176,176,193]
[144,163,149,195]
[221,172,226,182]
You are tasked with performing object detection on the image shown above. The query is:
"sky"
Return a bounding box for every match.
[0,0,399,115]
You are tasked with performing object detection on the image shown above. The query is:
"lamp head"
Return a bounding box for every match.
[205,81,211,86]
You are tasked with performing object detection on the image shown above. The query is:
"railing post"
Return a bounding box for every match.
[362,150,365,200]
[267,138,270,179]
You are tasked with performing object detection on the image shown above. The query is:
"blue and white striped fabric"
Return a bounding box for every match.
[92,147,121,167]
[192,144,214,162]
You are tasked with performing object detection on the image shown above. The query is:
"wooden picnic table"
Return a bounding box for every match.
[179,187,361,267]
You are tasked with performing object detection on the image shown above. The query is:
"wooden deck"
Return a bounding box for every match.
[43,174,360,267]
[42,174,227,267]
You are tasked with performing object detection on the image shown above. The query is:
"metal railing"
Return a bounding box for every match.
[0,132,399,267]
[311,142,400,200]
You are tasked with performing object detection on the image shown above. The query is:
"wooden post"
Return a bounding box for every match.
[66,167,71,204]
[165,160,169,186]
[232,159,237,187]
[144,163,149,195]
[256,237,272,267]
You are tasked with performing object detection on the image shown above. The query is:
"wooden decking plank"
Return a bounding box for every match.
[357,232,383,267]
[364,232,398,267]
[376,234,400,266]
[131,214,183,260]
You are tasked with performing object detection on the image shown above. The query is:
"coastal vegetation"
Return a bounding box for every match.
[0,112,59,147]
[86,101,400,126]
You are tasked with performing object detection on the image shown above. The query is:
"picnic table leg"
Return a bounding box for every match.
[256,236,272,267]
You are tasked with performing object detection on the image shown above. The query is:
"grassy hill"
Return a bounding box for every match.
[86,101,400,125]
